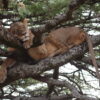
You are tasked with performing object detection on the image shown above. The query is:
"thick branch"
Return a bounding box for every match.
[12,95,98,100]
[2,95,73,100]
[31,0,88,34]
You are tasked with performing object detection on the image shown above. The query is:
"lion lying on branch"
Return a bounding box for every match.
[0,19,99,83]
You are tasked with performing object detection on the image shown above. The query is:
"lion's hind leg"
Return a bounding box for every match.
[0,65,7,83]
[0,58,16,83]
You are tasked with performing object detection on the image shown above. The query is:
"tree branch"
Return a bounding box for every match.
[1,95,73,100]
[4,76,99,100]
[1,76,98,100]
[32,76,98,100]
[31,0,88,35]
[81,57,100,67]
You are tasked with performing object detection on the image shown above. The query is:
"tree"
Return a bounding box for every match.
[0,0,100,100]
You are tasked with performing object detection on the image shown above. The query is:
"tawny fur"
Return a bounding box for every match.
[0,58,16,83]
[9,18,34,49]
[0,19,34,83]
[28,27,86,60]
[28,27,100,81]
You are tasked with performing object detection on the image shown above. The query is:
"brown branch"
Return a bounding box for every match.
[1,76,98,100]
[58,14,100,28]
[46,67,59,96]
[7,76,98,100]
[13,95,98,100]
[81,57,100,67]
[2,95,73,100]
[32,76,98,100]
[84,26,100,31]
[31,0,88,35]
[70,60,96,77]
[0,14,18,20]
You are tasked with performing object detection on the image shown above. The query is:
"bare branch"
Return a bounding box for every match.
[31,0,89,34]
[82,57,100,67]
[33,76,98,100]
[1,76,98,100]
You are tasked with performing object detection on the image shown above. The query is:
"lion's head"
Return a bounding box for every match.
[9,19,35,49]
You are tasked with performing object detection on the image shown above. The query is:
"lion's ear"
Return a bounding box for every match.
[23,18,29,26]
